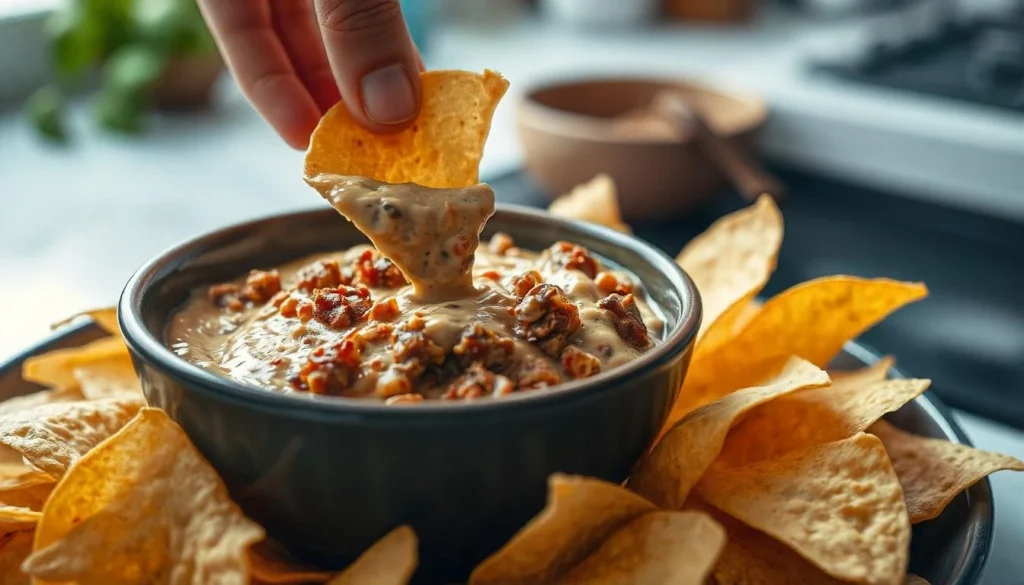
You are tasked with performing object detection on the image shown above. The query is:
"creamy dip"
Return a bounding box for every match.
[167,178,663,403]
[305,174,494,301]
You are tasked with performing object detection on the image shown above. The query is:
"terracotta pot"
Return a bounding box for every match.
[150,55,223,111]
[517,76,767,221]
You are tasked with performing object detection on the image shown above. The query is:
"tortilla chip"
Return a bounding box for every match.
[326,526,417,585]
[0,507,40,532]
[724,299,762,336]
[0,442,52,492]
[85,308,119,336]
[21,337,129,390]
[681,276,927,409]
[0,484,51,512]
[72,353,143,401]
[725,276,926,368]
[0,506,40,585]
[871,420,1024,523]
[0,456,54,511]
[469,474,656,585]
[828,356,894,386]
[661,299,772,422]
[305,70,508,189]
[559,510,724,585]
[696,433,910,584]
[716,377,930,468]
[249,541,334,584]
[629,357,830,509]
[0,530,34,585]
[663,341,798,428]
[677,195,782,345]
[0,388,84,417]
[23,408,264,584]
[33,311,142,401]
[689,500,847,585]
[548,174,630,233]
[904,576,929,585]
[0,398,142,480]
[50,307,120,337]
[0,462,51,493]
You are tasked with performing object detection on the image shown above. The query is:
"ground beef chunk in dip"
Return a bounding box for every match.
[598,293,651,350]
[169,234,663,401]
[312,286,372,329]
[517,357,562,390]
[488,232,515,256]
[355,249,407,289]
[513,284,582,357]
[392,317,447,377]
[594,272,634,296]
[295,259,347,292]
[546,241,599,279]
[208,269,282,311]
[444,362,515,400]
[294,336,363,394]
[452,324,515,370]
[561,346,602,379]
[510,270,543,299]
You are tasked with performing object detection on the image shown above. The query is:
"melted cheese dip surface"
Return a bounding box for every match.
[168,241,664,402]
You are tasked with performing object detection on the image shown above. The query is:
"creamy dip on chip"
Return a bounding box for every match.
[167,177,663,403]
[306,174,495,300]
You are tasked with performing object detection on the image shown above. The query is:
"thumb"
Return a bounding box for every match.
[315,0,422,133]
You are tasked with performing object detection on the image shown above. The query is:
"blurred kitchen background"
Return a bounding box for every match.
[1,0,1024,580]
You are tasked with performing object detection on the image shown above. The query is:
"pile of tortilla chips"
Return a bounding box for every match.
[3,312,420,585]
[0,69,1021,584]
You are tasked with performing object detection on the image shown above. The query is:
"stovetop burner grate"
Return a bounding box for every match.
[813,7,1024,112]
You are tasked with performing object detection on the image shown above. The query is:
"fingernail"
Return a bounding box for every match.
[360,64,416,124]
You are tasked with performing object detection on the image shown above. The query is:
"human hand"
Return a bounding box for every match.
[198,0,423,149]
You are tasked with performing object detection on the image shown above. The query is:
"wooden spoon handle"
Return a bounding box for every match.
[693,119,786,203]
[656,93,786,204]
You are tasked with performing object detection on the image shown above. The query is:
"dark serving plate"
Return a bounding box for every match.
[0,320,993,585]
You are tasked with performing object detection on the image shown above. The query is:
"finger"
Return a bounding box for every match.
[415,46,425,72]
[314,0,423,133]
[198,0,320,149]
[269,0,341,113]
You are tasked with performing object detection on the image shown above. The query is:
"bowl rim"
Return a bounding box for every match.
[516,73,768,144]
[119,203,702,420]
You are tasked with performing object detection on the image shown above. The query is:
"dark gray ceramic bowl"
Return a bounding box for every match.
[117,205,701,583]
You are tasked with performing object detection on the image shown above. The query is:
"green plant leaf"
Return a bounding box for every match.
[93,89,145,135]
[26,86,69,143]
[105,45,167,91]
[179,23,218,56]
[46,5,103,78]
[133,0,217,56]
[85,0,135,48]
[133,0,178,33]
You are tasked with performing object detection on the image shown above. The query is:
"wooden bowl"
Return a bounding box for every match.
[516,76,768,220]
